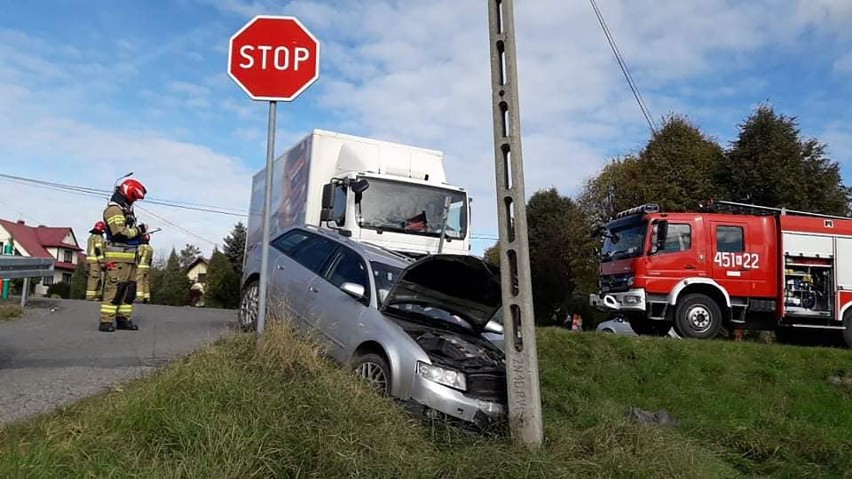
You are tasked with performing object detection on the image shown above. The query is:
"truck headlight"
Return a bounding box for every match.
[416,361,467,391]
[623,295,641,305]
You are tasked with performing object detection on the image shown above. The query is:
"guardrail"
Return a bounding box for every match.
[0,256,55,307]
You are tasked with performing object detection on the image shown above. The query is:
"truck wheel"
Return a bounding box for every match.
[674,294,722,339]
[238,281,259,332]
[844,314,852,349]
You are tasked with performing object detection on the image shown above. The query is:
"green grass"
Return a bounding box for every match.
[0,304,23,321]
[0,324,850,478]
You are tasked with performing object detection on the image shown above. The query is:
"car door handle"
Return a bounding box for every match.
[309,286,319,293]
[684,264,696,269]
[276,264,284,270]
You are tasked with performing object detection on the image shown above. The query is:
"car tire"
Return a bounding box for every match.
[674,293,722,339]
[353,353,391,397]
[238,281,259,332]
[601,328,615,334]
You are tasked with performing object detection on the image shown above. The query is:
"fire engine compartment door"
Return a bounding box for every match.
[709,221,757,297]
[834,237,852,291]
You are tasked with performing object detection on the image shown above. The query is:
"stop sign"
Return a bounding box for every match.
[228,16,320,101]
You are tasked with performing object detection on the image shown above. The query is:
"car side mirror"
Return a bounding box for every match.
[340,282,366,300]
[484,320,504,335]
[320,183,335,222]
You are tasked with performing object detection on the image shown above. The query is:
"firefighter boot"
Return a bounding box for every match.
[116,318,139,331]
[99,322,115,332]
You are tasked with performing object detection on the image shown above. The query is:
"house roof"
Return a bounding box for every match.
[0,219,82,260]
[186,257,209,271]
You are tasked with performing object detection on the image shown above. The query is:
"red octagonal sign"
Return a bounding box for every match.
[228,16,320,102]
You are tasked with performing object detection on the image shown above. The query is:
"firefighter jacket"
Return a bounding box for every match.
[86,233,105,265]
[137,244,154,269]
[103,202,142,264]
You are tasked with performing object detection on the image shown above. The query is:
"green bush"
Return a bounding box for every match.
[46,282,70,299]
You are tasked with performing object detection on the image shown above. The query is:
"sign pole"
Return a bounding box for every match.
[256,100,277,340]
[487,0,543,446]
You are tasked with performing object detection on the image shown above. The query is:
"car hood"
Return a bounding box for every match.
[379,254,502,335]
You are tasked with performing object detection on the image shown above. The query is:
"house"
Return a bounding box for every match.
[0,219,84,296]
[187,257,208,288]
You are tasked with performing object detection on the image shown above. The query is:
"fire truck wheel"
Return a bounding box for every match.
[843,314,852,349]
[674,294,722,339]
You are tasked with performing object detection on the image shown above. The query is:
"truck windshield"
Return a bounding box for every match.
[602,221,647,261]
[357,178,468,240]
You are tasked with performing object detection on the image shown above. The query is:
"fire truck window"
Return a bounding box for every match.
[717,226,744,253]
[660,223,691,252]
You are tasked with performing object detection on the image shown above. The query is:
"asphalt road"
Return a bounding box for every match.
[0,298,235,425]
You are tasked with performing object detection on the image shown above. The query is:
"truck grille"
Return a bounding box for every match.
[600,273,632,293]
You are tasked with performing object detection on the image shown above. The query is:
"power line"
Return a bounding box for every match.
[0,173,220,246]
[589,0,657,134]
[0,173,248,217]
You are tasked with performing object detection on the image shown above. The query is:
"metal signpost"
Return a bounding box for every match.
[486,0,543,446]
[228,15,320,339]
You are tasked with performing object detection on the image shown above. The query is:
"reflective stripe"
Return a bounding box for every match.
[138,265,150,269]
[100,305,118,313]
[104,252,136,260]
[86,290,98,295]
[106,216,125,225]
[117,305,133,314]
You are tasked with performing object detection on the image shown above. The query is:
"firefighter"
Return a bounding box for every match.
[85,221,106,301]
[136,234,153,303]
[99,178,147,332]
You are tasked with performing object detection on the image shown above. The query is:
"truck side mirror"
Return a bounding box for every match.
[320,183,334,222]
[652,220,668,254]
[351,179,370,194]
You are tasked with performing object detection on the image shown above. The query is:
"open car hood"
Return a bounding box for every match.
[379,254,502,335]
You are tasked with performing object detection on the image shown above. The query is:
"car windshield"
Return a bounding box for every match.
[602,221,648,261]
[371,261,402,308]
[357,178,468,240]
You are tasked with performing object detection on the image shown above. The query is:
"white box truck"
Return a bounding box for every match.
[244,129,471,261]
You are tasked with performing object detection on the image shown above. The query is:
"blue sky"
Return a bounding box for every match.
[2,0,852,257]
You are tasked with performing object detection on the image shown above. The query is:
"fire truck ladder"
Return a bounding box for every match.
[702,200,851,220]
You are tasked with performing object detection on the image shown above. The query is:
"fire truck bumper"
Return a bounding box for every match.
[589,289,647,312]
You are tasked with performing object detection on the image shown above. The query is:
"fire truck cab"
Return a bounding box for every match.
[590,201,852,347]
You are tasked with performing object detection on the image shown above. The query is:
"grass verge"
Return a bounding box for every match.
[0,304,23,321]
[0,323,850,477]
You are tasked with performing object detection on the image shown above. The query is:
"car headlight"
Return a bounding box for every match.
[627,275,635,287]
[416,361,467,391]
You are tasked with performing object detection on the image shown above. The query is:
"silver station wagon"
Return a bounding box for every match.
[239,225,507,428]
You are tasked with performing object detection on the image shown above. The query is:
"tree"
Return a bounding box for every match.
[204,247,240,309]
[152,249,191,306]
[722,104,848,215]
[69,261,87,299]
[483,242,500,266]
[178,244,202,270]
[223,222,247,277]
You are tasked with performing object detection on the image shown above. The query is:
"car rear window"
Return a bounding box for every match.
[290,236,338,275]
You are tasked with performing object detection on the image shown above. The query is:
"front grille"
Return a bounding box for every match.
[466,372,507,403]
[600,273,632,293]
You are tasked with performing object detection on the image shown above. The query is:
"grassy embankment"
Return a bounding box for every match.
[1,322,850,478]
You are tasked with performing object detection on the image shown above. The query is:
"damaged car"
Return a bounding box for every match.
[238,225,507,429]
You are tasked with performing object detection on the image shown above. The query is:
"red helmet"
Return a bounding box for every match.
[91,221,106,234]
[119,178,147,203]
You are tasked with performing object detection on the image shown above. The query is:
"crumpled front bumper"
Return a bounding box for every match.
[589,288,647,312]
[408,374,505,427]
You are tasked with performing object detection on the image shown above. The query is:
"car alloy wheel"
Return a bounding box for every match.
[238,282,259,332]
[353,353,391,396]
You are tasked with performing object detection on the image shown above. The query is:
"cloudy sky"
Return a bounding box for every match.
[2,0,852,257]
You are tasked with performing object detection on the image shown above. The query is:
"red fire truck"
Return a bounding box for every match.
[590,201,852,347]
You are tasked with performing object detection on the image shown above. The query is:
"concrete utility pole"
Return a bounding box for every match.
[486,0,543,446]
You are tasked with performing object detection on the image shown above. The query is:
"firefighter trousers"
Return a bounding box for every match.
[100,261,137,324]
[136,266,150,302]
[86,260,103,301]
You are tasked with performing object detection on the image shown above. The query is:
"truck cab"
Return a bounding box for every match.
[591,204,778,339]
